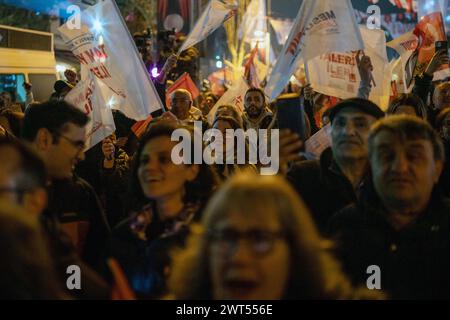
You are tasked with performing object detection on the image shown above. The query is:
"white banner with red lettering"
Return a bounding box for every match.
[307,26,391,109]
[207,76,249,125]
[178,0,237,54]
[65,76,116,150]
[59,0,163,120]
[265,0,364,101]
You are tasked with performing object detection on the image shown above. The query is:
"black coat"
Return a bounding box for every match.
[286,148,365,233]
[47,175,111,271]
[329,191,450,299]
[106,203,198,298]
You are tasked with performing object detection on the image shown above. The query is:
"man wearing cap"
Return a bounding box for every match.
[286,97,384,233]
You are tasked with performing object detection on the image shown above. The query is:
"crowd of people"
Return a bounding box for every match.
[0,30,450,300]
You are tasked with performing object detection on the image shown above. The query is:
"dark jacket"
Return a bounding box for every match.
[242,109,276,130]
[107,202,199,298]
[412,73,439,125]
[286,148,365,233]
[40,213,110,299]
[439,141,450,198]
[98,148,130,228]
[47,175,111,270]
[328,190,450,299]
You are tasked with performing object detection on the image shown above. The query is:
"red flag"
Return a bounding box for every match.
[412,12,448,77]
[158,0,168,20]
[131,115,153,139]
[166,72,200,107]
[108,258,136,300]
[179,0,190,21]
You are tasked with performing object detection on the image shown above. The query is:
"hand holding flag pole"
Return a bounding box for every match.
[357,50,376,87]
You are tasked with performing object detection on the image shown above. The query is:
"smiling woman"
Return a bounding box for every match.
[107,120,220,298]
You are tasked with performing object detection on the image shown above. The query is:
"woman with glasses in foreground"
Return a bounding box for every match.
[168,173,381,299]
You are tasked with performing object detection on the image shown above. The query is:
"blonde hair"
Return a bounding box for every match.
[169,173,380,299]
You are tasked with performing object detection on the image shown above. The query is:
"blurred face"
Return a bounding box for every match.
[331,108,378,161]
[394,105,417,117]
[201,96,215,116]
[137,136,198,201]
[213,119,233,141]
[43,123,86,179]
[370,131,442,211]
[244,91,265,118]
[170,91,192,120]
[0,146,46,216]
[433,82,450,110]
[209,208,290,300]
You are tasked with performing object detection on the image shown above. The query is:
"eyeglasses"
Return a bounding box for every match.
[54,132,86,151]
[207,228,286,256]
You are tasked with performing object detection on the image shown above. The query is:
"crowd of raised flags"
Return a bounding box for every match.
[58,0,448,151]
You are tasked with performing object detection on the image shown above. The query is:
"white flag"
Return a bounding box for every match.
[387,30,419,92]
[265,0,364,101]
[59,0,163,121]
[238,0,267,43]
[178,0,237,54]
[207,76,249,125]
[269,18,293,45]
[65,76,116,150]
[307,26,391,109]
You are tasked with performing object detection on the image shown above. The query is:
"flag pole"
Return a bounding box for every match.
[304,61,310,84]
[109,0,167,112]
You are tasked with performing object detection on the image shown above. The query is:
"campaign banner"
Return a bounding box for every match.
[178,0,237,54]
[265,0,364,101]
[308,26,391,109]
[59,0,163,120]
[65,75,116,150]
[207,76,249,124]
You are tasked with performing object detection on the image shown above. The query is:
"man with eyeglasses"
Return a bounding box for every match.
[0,138,110,299]
[168,89,204,123]
[22,100,110,272]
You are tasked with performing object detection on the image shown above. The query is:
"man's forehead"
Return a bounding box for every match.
[334,107,376,120]
[374,130,431,148]
[245,91,262,98]
[172,91,190,99]
[62,122,86,138]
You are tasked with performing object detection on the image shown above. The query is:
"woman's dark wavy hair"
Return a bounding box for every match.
[387,93,428,120]
[126,120,221,214]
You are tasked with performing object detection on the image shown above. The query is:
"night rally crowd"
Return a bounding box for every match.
[0,33,450,300]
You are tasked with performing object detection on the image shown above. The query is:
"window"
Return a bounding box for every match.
[0,73,26,103]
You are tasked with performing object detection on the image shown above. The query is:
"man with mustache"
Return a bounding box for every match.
[329,115,450,299]
[286,98,384,233]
